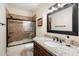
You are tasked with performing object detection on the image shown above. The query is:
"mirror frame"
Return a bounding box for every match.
[47,3,78,36]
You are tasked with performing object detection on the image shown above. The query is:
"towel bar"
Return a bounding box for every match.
[0,23,5,26]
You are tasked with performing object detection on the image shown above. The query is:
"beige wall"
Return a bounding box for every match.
[0,3,6,55]
[34,3,79,43]
[7,6,33,17]
[34,4,53,36]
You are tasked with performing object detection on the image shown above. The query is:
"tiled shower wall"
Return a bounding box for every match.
[7,14,36,43]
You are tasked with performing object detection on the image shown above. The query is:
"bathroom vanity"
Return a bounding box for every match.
[34,41,55,56]
[33,37,79,56]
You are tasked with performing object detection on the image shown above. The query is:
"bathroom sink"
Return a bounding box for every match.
[44,41,61,47]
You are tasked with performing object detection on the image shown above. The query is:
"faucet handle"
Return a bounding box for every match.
[56,37,59,41]
[60,40,62,43]
[53,36,59,41]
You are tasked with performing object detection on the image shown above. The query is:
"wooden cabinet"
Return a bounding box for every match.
[34,41,56,56]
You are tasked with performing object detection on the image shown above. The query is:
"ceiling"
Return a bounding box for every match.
[7,3,40,11]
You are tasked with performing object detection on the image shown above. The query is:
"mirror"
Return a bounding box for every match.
[47,3,78,35]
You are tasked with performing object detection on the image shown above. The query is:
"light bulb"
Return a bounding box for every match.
[52,7,58,11]
[58,3,68,8]
[58,4,63,7]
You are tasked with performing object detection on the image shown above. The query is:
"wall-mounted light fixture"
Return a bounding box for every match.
[49,3,70,13]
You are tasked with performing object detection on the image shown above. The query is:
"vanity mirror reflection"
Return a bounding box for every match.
[47,3,79,35]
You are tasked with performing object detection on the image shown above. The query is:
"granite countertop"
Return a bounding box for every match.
[33,36,79,56]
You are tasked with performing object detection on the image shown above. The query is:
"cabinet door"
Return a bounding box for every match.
[34,41,56,56]
[34,41,38,56]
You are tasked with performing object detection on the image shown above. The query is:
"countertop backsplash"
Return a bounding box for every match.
[44,34,79,47]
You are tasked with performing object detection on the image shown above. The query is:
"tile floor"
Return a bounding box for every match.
[7,43,33,56]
